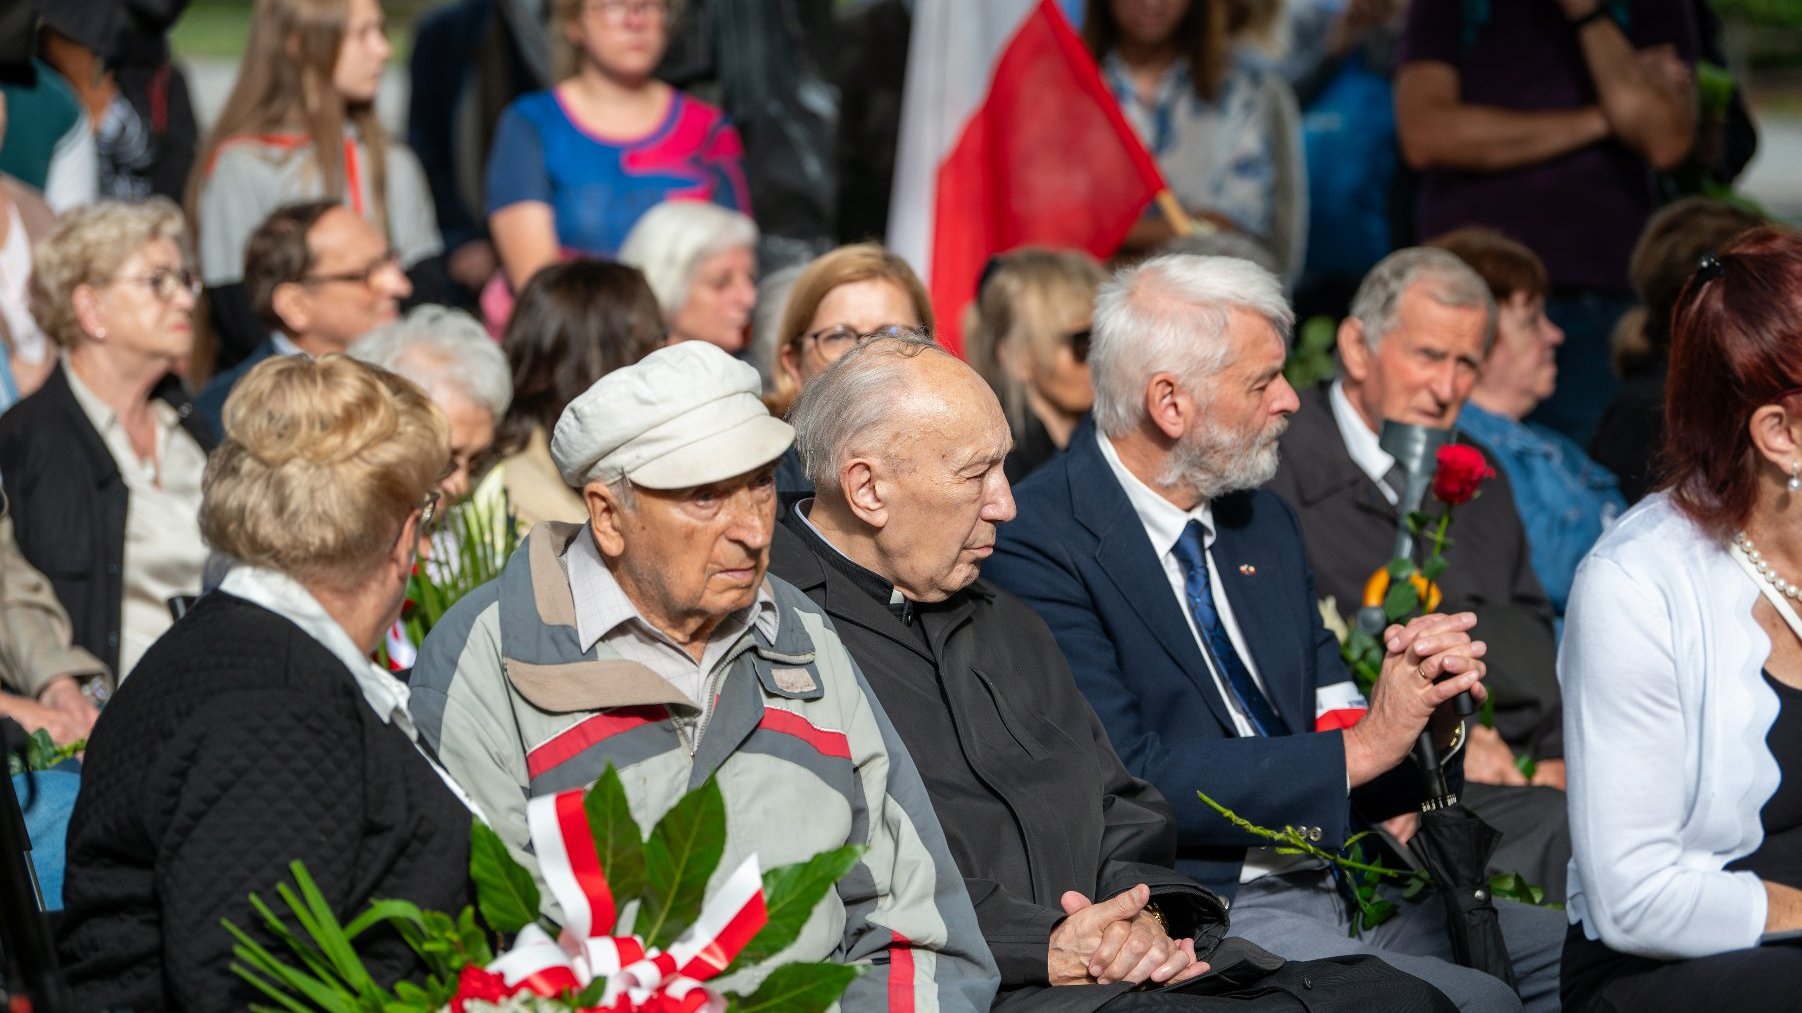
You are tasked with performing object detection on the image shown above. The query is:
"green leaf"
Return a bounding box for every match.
[1385,557,1416,579]
[1420,556,1448,582]
[1402,873,1430,901]
[574,978,610,1006]
[730,845,865,970]
[640,775,728,949]
[470,819,541,935]
[1514,753,1538,781]
[1381,579,1420,621]
[727,963,861,1013]
[586,764,650,908]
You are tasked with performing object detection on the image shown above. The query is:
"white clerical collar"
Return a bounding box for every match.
[1095,427,1216,556]
[1329,379,1397,502]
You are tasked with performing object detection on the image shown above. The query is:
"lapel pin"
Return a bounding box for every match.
[1238,564,1257,576]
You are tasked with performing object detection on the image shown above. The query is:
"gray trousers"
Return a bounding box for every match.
[1226,870,1564,1013]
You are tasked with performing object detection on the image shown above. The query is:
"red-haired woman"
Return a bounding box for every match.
[1560,226,1802,1012]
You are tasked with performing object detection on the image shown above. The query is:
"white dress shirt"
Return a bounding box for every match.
[1096,431,1319,881]
[564,529,779,708]
[66,361,208,679]
[1329,379,1399,505]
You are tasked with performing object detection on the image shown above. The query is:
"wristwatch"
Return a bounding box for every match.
[1570,4,1613,30]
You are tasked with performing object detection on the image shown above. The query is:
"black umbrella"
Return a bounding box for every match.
[1358,421,1516,986]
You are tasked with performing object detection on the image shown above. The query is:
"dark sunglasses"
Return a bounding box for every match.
[1067,327,1092,365]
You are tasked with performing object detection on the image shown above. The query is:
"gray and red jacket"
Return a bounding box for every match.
[409,523,999,1012]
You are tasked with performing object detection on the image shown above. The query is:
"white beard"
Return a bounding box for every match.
[1158,415,1288,501]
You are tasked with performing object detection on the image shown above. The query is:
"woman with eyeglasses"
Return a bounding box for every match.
[57,354,473,1011]
[482,0,751,323]
[1559,227,1802,1012]
[0,198,214,685]
[189,0,443,377]
[765,243,933,502]
[964,247,1105,484]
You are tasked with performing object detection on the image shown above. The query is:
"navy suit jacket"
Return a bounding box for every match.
[986,428,1448,896]
[195,339,280,440]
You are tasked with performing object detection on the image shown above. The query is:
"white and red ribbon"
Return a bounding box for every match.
[454,788,768,1013]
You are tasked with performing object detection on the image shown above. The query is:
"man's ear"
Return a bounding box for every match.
[1336,318,1371,385]
[584,482,629,558]
[271,281,313,336]
[1143,372,1187,441]
[1748,403,1802,476]
[838,456,889,530]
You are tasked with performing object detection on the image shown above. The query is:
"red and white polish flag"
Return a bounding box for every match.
[888,0,1166,357]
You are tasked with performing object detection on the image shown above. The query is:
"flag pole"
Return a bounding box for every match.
[1154,189,1198,237]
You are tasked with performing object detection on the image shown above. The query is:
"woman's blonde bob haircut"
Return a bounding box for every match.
[201,354,450,590]
[29,197,190,350]
[963,247,1105,434]
[767,243,932,416]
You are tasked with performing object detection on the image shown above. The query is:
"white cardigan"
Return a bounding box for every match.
[1560,493,1782,959]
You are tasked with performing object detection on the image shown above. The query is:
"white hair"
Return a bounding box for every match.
[350,304,513,419]
[1089,254,1294,438]
[617,201,760,317]
[790,331,943,490]
[1349,247,1497,351]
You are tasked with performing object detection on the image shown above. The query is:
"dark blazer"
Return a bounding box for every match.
[986,428,1442,897]
[195,337,280,439]
[768,517,1232,1012]
[56,592,474,1011]
[1266,384,1562,758]
[0,363,215,677]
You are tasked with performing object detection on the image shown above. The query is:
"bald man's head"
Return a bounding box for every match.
[791,334,1017,601]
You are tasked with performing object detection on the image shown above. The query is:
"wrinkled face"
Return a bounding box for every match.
[569,0,670,82]
[611,462,778,627]
[1108,0,1191,47]
[290,207,412,350]
[870,361,1017,601]
[438,392,496,502]
[87,237,198,362]
[782,278,923,392]
[669,245,757,354]
[1348,284,1488,431]
[332,0,392,104]
[1480,290,1563,412]
[1164,308,1299,497]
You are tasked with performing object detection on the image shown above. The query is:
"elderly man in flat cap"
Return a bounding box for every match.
[409,342,999,1010]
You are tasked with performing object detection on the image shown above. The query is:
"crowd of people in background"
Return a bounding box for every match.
[1,0,1799,1010]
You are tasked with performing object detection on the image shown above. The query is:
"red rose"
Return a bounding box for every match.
[1432,444,1495,506]
[450,965,513,1011]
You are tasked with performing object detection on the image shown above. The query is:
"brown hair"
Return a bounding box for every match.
[1424,227,1548,308]
[964,247,1105,433]
[1083,0,1276,101]
[1663,226,1802,540]
[244,200,340,333]
[201,354,449,589]
[1631,197,1766,356]
[768,243,933,417]
[495,259,666,456]
[187,0,391,233]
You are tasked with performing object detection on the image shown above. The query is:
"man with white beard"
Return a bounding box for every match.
[987,254,1565,1012]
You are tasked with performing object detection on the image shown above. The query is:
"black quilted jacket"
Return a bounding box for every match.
[56,592,473,1011]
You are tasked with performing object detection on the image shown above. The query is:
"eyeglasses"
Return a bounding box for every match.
[803,323,922,355]
[113,267,202,302]
[419,489,441,530]
[301,250,403,288]
[581,0,670,22]
[1067,327,1092,365]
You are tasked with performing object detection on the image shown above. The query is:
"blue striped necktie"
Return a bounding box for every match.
[1171,519,1288,736]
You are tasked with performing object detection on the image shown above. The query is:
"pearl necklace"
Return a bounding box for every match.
[1734,531,1802,601]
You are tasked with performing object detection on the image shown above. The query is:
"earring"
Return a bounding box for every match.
[92,327,106,342]
[1789,462,1799,493]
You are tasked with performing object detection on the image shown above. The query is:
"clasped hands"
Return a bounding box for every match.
[1047,884,1210,988]
[1344,612,1488,788]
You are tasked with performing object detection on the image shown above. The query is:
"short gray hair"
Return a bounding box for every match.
[617,201,760,317]
[1090,254,1294,438]
[1349,247,1497,352]
[350,305,513,419]
[790,330,942,490]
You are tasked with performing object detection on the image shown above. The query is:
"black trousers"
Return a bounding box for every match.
[1104,953,1457,1012]
[1563,923,1802,1013]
